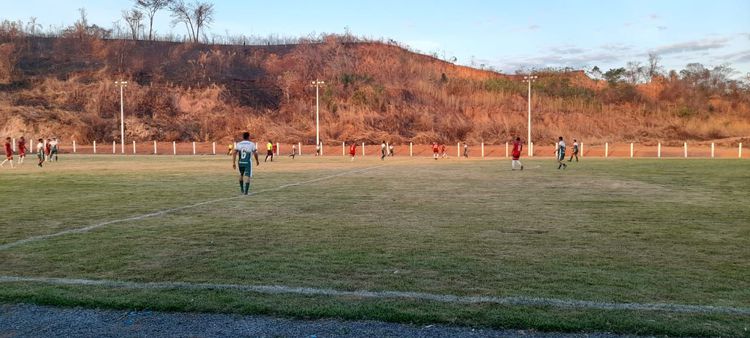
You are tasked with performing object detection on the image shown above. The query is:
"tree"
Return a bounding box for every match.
[625,61,646,84]
[122,9,144,40]
[169,0,214,43]
[136,0,170,40]
[193,2,214,42]
[603,67,626,86]
[26,17,41,35]
[647,53,663,80]
[587,66,603,81]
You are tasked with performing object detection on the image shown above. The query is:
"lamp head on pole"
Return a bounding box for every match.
[115,80,128,87]
[522,75,538,82]
[310,80,325,86]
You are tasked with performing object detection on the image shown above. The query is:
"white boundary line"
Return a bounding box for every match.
[0,164,386,251]
[0,275,747,315]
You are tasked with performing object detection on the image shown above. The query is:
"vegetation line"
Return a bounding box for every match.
[1,275,747,315]
[0,164,386,251]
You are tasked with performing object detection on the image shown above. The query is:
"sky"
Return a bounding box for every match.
[2,0,749,75]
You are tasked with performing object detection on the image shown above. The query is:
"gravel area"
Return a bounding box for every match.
[0,303,643,338]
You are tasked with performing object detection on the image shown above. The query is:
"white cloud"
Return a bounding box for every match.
[649,38,729,55]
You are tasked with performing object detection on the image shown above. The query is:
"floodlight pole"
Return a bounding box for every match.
[115,80,128,154]
[523,75,537,157]
[311,79,325,148]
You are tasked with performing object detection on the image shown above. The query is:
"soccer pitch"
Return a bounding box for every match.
[0,155,748,336]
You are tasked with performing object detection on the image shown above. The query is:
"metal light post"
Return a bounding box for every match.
[523,75,537,157]
[311,79,325,148]
[115,80,128,154]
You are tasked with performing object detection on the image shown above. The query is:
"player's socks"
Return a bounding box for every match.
[239,181,244,193]
[244,183,250,195]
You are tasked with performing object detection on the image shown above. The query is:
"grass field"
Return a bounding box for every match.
[0,155,748,336]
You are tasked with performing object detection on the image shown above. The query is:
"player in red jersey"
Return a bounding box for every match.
[45,138,51,162]
[511,136,524,170]
[440,144,447,158]
[349,142,357,161]
[1,137,14,168]
[17,136,26,164]
[432,142,439,160]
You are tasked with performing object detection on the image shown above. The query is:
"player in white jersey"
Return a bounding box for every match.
[232,132,260,195]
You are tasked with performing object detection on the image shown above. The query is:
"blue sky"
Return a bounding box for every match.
[2,0,749,75]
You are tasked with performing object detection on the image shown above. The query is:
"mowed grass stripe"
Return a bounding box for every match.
[0,158,387,251]
[1,275,748,315]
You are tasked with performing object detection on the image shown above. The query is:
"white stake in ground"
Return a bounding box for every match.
[112,141,116,154]
[73,140,76,153]
[481,142,484,159]
[684,142,688,158]
[605,142,609,158]
[154,141,158,155]
[133,141,136,154]
[173,141,176,155]
[711,143,715,158]
[192,142,196,155]
[212,142,216,155]
[505,142,509,158]
[580,142,584,158]
[115,80,128,154]
[362,142,365,156]
[630,143,634,159]
[409,142,413,157]
[93,141,97,154]
[658,142,661,158]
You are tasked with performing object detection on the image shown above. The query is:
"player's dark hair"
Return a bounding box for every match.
[5,137,9,141]
[242,132,250,140]
[559,136,563,140]
[516,137,520,141]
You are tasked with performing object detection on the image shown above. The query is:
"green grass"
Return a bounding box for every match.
[1,155,748,336]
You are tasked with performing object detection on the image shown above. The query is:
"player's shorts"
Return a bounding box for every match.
[238,164,253,177]
[5,154,13,160]
[558,153,566,161]
[37,152,44,159]
[19,151,25,157]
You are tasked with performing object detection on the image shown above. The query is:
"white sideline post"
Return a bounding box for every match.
[684,142,688,158]
[409,142,413,157]
[133,141,136,154]
[362,142,365,156]
[505,142,509,158]
[73,140,76,153]
[342,142,345,156]
[276,142,280,156]
[192,141,196,155]
[93,141,97,154]
[605,142,609,158]
[711,143,715,158]
[320,143,324,156]
[657,142,661,158]
[481,142,485,159]
[457,142,460,158]
[112,141,116,154]
[212,142,216,155]
[173,141,176,155]
[530,142,534,157]
[298,142,302,156]
[739,143,743,158]
[154,141,158,154]
[630,143,633,158]
[580,142,584,158]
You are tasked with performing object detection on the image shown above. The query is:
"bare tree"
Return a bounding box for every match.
[193,2,214,43]
[135,0,170,40]
[170,0,195,42]
[26,17,41,35]
[625,61,646,84]
[122,9,144,40]
[647,53,663,80]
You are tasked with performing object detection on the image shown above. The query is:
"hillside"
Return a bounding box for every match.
[1,34,749,145]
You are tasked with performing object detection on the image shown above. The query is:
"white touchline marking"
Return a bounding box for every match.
[0,164,386,251]
[0,275,747,315]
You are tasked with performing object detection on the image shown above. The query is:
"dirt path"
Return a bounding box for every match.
[0,303,638,338]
